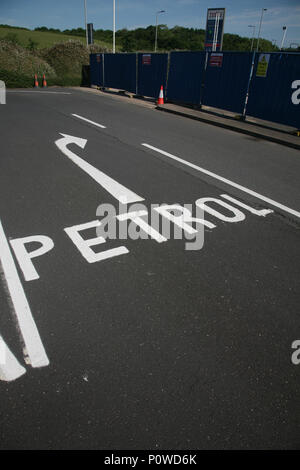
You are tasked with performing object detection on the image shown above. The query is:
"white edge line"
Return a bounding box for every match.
[7,91,72,94]
[141,143,300,220]
[0,336,26,382]
[71,113,106,129]
[0,220,49,368]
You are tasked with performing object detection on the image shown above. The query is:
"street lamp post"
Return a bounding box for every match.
[84,0,88,47]
[248,25,256,51]
[256,8,267,53]
[280,26,287,50]
[113,0,116,53]
[155,10,165,52]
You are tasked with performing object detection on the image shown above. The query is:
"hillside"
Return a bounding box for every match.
[0,24,111,50]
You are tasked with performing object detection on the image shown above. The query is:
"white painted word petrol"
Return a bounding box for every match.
[9,194,273,282]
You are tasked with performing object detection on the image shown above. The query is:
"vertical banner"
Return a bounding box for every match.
[204,8,226,51]
[87,23,94,45]
[256,53,270,77]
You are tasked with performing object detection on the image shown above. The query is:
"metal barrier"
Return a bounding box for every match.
[90,53,104,87]
[246,52,300,128]
[137,53,168,98]
[167,51,206,105]
[201,52,253,114]
[103,53,137,93]
[90,51,300,129]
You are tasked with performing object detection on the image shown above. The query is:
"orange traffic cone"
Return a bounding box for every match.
[157,85,164,105]
[42,74,47,88]
[34,74,39,88]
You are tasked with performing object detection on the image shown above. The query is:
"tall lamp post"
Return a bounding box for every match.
[280,26,287,50]
[84,0,88,47]
[113,0,116,53]
[248,25,256,51]
[256,8,267,52]
[155,10,166,52]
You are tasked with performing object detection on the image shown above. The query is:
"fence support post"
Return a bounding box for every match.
[165,52,171,102]
[136,52,138,95]
[102,53,105,90]
[242,51,256,120]
[199,52,209,108]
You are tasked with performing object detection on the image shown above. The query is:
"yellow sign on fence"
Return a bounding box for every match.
[256,54,270,78]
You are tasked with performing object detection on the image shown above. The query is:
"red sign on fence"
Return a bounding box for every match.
[209,53,223,67]
[142,54,151,65]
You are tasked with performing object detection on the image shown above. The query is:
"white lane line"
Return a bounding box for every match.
[0,220,49,368]
[0,336,26,382]
[55,133,144,204]
[71,113,106,129]
[141,143,300,220]
[6,91,72,95]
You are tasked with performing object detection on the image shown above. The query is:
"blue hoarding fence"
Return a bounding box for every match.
[167,51,206,105]
[246,52,300,129]
[137,53,168,99]
[201,51,253,114]
[90,53,104,87]
[90,51,300,129]
[102,53,137,93]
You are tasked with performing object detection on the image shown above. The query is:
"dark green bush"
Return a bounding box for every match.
[0,69,33,87]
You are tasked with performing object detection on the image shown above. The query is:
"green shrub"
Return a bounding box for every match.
[0,69,34,87]
[0,39,104,88]
[27,37,39,51]
[39,40,109,77]
[0,40,56,79]
[4,32,20,45]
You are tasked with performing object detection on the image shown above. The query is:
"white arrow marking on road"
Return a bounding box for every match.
[0,220,49,368]
[55,134,144,204]
[142,143,300,220]
[0,336,26,382]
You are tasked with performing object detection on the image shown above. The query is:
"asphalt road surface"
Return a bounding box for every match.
[0,88,299,450]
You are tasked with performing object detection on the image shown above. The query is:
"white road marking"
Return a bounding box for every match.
[55,134,144,204]
[6,91,72,94]
[10,235,54,282]
[141,143,300,220]
[117,210,168,243]
[0,220,49,368]
[0,336,26,382]
[64,220,129,263]
[220,194,273,217]
[71,113,106,129]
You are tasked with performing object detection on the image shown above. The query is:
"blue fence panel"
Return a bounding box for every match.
[90,53,103,87]
[167,51,206,105]
[202,52,253,114]
[103,53,137,93]
[137,53,168,98]
[247,52,300,128]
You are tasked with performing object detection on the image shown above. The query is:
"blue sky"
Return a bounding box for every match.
[1,0,300,45]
